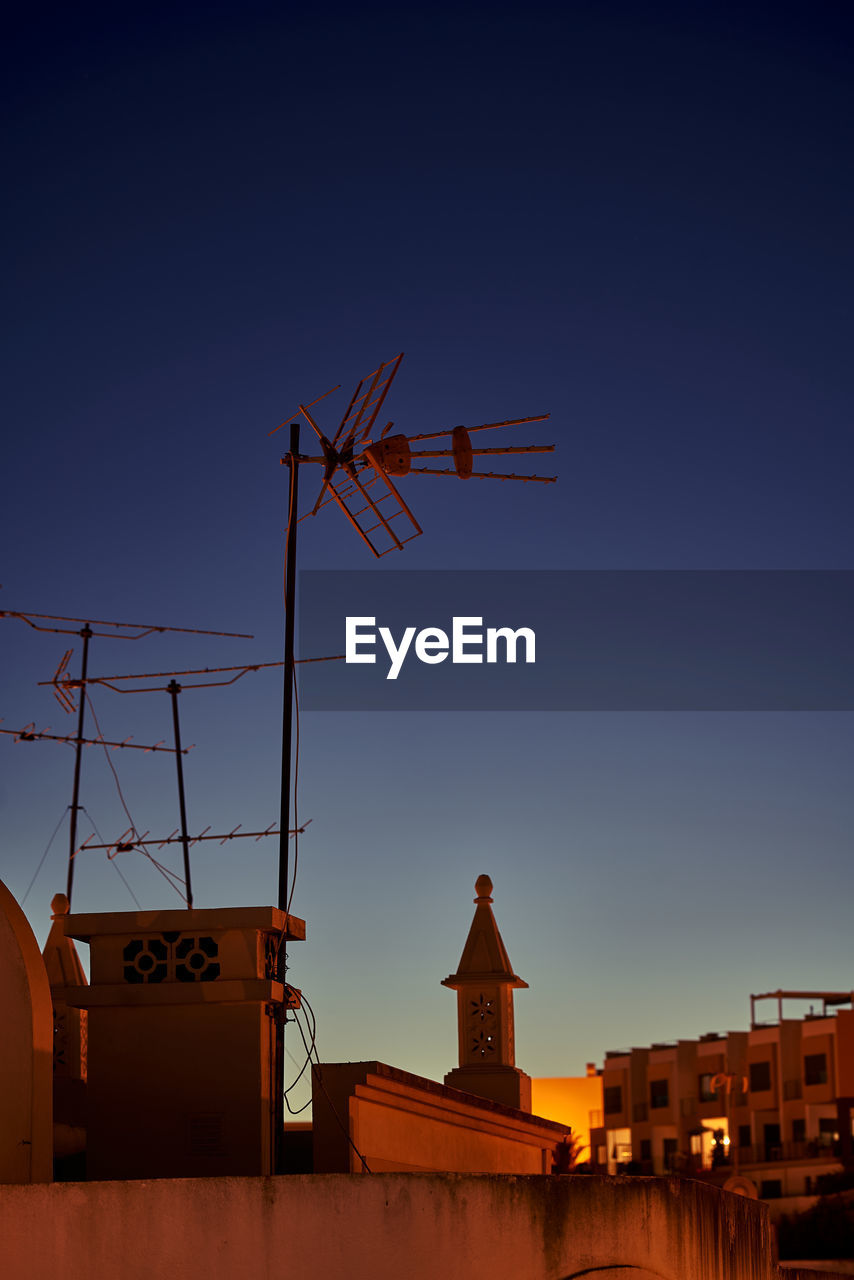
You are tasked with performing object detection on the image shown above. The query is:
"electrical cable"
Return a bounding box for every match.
[86,691,187,903]
[284,992,316,1114]
[287,668,300,915]
[21,807,69,906]
[86,693,138,834]
[283,1031,314,1097]
[293,991,372,1172]
[285,999,318,1089]
[80,807,142,909]
[283,437,300,919]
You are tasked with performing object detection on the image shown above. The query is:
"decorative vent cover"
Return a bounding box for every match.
[123,937,169,984]
[175,935,220,982]
[469,992,496,1057]
[122,935,220,983]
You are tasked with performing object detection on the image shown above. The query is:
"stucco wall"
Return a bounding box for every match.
[0,1173,778,1280]
[313,1061,569,1173]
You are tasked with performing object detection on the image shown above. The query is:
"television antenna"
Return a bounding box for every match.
[35,656,327,909]
[271,352,556,913]
[271,352,556,558]
[1,609,252,906]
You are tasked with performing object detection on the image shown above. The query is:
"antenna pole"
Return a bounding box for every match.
[167,680,193,908]
[278,423,300,913]
[66,624,92,905]
[275,421,300,1175]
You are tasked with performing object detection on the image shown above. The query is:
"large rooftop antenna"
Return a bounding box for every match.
[271,351,556,912]
[271,352,556,558]
[1,609,251,906]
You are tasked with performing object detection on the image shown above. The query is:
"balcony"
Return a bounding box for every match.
[736,1140,841,1166]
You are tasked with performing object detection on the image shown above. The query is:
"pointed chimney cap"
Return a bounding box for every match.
[442,875,528,991]
[42,889,87,988]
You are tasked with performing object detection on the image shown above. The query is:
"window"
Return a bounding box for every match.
[804,1053,828,1086]
[650,1079,669,1109]
[818,1117,839,1146]
[640,1138,652,1162]
[764,1122,781,1160]
[604,1085,623,1115]
[738,1124,751,1148]
[663,1137,678,1170]
[698,1073,717,1103]
[749,1061,772,1092]
[760,1179,782,1200]
[792,1118,806,1144]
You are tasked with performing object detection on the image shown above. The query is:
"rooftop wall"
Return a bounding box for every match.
[312,1061,569,1173]
[0,1173,779,1280]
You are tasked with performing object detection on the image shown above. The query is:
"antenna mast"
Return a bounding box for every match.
[2,609,252,906]
[279,423,300,914]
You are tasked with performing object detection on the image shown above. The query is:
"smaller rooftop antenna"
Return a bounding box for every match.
[1,610,252,906]
[39,657,324,909]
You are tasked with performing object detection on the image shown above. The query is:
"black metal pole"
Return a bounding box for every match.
[66,625,92,905]
[278,422,300,913]
[274,423,300,1176]
[167,679,193,909]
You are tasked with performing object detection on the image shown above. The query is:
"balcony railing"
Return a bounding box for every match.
[736,1140,841,1165]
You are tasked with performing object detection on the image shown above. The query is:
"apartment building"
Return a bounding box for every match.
[589,990,854,1209]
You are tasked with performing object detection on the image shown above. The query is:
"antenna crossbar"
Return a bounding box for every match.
[40,656,344,698]
[406,467,557,482]
[332,353,404,449]
[0,725,189,753]
[0,610,253,639]
[77,821,311,855]
[405,413,550,443]
[270,383,341,436]
[325,467,421,557]
[409,444,555,458]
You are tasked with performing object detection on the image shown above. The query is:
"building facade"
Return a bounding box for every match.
[589,990,854,1213]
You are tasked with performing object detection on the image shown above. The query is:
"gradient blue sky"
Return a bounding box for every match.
[3,2,853,1106]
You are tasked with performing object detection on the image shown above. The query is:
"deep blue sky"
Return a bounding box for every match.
[3,2,853,1106]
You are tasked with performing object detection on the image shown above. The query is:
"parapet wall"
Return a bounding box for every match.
[0,1172,781,1280]
[312,1060,570,1173]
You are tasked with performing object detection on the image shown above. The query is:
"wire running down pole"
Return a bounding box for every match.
[278,423,300,914]
[275,421,300,1176]
[66,624,92,904]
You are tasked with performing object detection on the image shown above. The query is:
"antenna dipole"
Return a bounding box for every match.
[1,609,255,907]
[281,354,556,557]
